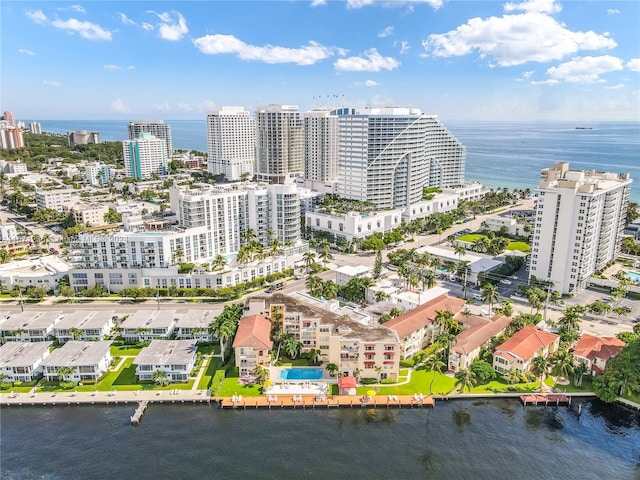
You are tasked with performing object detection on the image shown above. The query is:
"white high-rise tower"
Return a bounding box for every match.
[529,162,632,294]
[128,120,173,158]
[123,133,167,179]
[304,108,339,182]
[206,106,256,181]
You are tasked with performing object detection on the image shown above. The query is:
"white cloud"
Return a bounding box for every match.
[111,98,130,114]
[147,10,188,40]
[177,102,193,111]
[334,48,400,72]
[423,5,616,66]
[378,26,394,38]
[142,22,154,31]
[194,34,337,65]
[522,70,534,78]
[354,80,381,87]
[18,48,36,56]
[604,84,624,90]
[51,18,113,41]
[346,0,442,9]
[311,0,327,6]
[104,64,135,70]
[70,5,86,14]
[118,12,136,26]
[43,80,62,87]
[400,41,410,54]
[542,55,624,83]
[26,10,48,24]
[627,58,640,72]
[606,9,620,15]
[503,0,561,14]
[153,103,170,111]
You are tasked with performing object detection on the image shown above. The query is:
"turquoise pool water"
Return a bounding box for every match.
[280,368,323,380]
[625,271,640,283]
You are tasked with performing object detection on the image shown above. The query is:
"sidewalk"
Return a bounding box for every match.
[1,388,210,406]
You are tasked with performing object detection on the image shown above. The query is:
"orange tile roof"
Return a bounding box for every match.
[452,315,512,355]
[572,334,625,362]
[494,325,559,361]
[385,295,466,339]
[338,376,357,389]
[233,315,273,351]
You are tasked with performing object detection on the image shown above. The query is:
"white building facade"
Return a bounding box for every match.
[123,132,167,180]
[206,106,256,180]
[128,120,172,158]
[529,162,632,294]
[304,108,340,183]
[85,163,112,186]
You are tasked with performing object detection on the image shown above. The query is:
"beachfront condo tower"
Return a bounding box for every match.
[128,120,173,158]
[255,105,304,184]
[304,108,340,183]
[529,162,632,294]
[206,106,256,181]
[123,132,167,180]
[336,107,465,209]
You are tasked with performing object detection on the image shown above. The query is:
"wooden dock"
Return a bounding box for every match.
[130,401,149,425]
[520,394,571,406]
[214,394,434,409]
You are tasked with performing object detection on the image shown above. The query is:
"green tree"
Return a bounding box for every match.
[424,354,446,394]
[549,349,575,381]
[531,356,550,391]
[372,249,382,279]
[56,366,75,382]
[326,363,338,377]
[152,370,168,386]
[284,336,302,359]
[454,369,477,393]
[481,283,500,316]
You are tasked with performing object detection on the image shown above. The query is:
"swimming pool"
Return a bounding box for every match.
[625,271,640,283]
[280,368,323,380]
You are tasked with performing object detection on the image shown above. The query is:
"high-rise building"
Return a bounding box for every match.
[255,105,304,184]
[29,122,42,134]
[529,162,632,294]
[67,130,100,145]
[128,120,172,157]
[86,163,112,186]
[206,106,256,180]
[304,108,340,183]
[123,132,167,179]
[336,107,465,209]
[0,125,24,149]
[2,111,15,127]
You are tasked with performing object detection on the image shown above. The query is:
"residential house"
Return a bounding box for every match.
[0,341,52,382]
[52,310,115,343]
[233,315,273,378]
[41,340,112,381]
[572,334,625,375]
[175,309,220,342]
[448,313,512,373]
[119,310,177,343]
[335,265,371,286]
[385,295,466,360]
[0,311,64,342]
[134,340,197,383]
[493,325,560,374]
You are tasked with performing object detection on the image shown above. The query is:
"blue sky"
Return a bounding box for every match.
[2,0,639,121]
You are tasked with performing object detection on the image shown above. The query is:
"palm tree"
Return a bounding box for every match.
[352,367,361,381]
[69,327,83,341]
[454,244,467,261]
[211,254,227,272]
[240,228,256,245]
[209,313,235,360]
[420,270,437,291]
[573,362,589,387]
[152,370,168,386]
[374,291,390,303]
[321,280,338,300]
[454,369,477,393]
[481,283,500,316]
[42,233,52,250]
[318,246,332,268]
[253,365,269,385]
[375,365,383,382]
[424,354,446,394]
[284,336,302,359]
[302,251,316,273]
[326,363,338,377]
[56,366,75,383]
[613,363,639,397]
[305,275,323,297]
[307,348,320,365]
[549,349,575,382]
[532,356,550,391]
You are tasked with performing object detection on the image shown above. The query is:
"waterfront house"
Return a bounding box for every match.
[385,294,466,359]
[493,326,560,374]
[0,341,52,382]
[175,309,220,342]
[0,311,63,342]
[52,310,115,343]
[448,313,512,373]
[41,340,112,382]
[134,340,197,383]
[120,310,177,343]
[572,334,625,375]
[233,315,273,379]
[338,376,357,396]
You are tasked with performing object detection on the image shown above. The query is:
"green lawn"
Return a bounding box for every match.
[506,241,531,252]
[470,379,541,394]
[457,234,486,243]
[217,378,262,397]
[196,343,220,355]
[197,356,221,390]
[356,370,456,396]
[110,345,144,357]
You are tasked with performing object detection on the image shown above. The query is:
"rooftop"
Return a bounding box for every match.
[0,341,52,367]
[385,295,466,340]
[0,311,63,332]
[175,309,221,329]
[120,310,177,330]
[494,325,559,361]
[452,314,512,355]
[233,315,273,350]
[135,340,197,366]
[54,310,115,331]
[41,340,112,367]
[572,334,625,362]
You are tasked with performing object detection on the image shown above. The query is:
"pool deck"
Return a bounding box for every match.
[214,394,434,409]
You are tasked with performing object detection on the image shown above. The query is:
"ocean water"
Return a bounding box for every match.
[1,399,638,479]
[34,120,640,203]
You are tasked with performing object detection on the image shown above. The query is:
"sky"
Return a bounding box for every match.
[2,0,639,122]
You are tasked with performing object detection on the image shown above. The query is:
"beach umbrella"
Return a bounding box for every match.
[264,380,272,387]
[366,390,377,397]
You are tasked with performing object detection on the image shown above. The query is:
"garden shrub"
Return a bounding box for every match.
[400,359,415,368]
[360,378,377,385]
[381,378,396,384]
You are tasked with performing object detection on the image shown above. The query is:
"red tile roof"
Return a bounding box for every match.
[338,376,357,389]
[572,334,625,363]
[494,325,559,361]
[452,315,512,355]
[233,315,273,351]
[385,295,466,339]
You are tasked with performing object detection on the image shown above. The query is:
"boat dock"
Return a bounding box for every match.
[130,401,149,425]
[520,393,571,406]
[214,394,434,409]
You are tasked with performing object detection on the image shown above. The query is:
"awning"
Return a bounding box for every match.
[383,361,395,365]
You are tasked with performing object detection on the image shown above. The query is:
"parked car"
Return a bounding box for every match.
[472,293,483,301]
[500,279,512,285]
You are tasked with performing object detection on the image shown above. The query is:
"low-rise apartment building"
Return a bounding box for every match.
[572,334,625,375]
[134,340,197,383]
[41,340,112,382]
[493,325,560,374]
[0,311,64,342]
[119,310,177,343]
[35,188,79,211]
[0,341,52,382]
[52,310,114,343]
[233,315,273,378]
[175,309,220,342]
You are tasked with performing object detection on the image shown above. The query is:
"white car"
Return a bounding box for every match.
[500,279,512,285]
